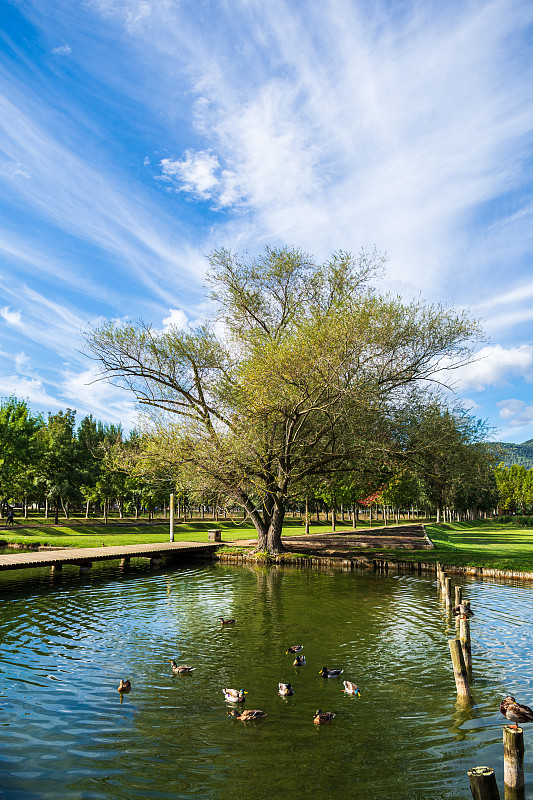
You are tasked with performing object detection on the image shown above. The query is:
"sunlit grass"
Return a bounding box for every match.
[2,517,531,573]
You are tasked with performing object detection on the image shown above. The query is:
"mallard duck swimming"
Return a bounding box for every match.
[220,617,236,625]
[500,696,533,729]
[452,603,474,618]
[286,645,303,654]
[228,709,266,721]
[293,655,306,666]
[278,682,294,696]
[313,709,335,725]
[169,660,195,674]
[342,680,361,696]
[223,688,247,703]
[117,679,131,693]
[319,667,343,678]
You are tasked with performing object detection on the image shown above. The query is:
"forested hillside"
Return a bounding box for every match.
[496,440,533,468]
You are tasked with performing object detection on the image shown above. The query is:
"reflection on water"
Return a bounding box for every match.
[1,560,533,799]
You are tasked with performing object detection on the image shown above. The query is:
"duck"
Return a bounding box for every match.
[293,655,306,666]
[342,680,361,696]
[452,603,474,618]
[313,709,336,725]
[169,660,195,674]
[228,709,266,721]
[286,645,303,654]
[278,682,294,696]
[223,688,247,703]
[500,696,533,729]
[319,667,344,678]
[117,679,131,693]
[220,617,236,626]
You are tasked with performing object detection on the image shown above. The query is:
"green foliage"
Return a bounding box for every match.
[86,246,484,554]
[494,441,533,468]
[0,397,42,507]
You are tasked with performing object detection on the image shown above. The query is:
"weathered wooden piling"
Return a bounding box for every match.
[503,726,525,792]
[455,585,462,606]
[468,766,500,800]
[460,616,472,678]
[445,576,452,608]
[449,638,472,700]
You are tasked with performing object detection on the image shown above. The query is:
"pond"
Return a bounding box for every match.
[1,559,533,800]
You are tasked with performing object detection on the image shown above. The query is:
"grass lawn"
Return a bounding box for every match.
[2,518,533,574]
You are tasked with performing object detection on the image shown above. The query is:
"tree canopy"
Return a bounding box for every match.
[86,246,485,553]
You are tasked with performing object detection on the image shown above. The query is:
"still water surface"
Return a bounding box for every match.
[1,559,533,799]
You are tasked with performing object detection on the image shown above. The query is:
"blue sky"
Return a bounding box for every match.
[1,0,533,441]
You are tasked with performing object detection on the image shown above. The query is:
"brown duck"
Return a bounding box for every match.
[500,696,533,729]
[313,709,336,725]
[228,709,266,721]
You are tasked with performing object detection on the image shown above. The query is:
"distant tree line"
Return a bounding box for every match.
[0,393,498,528]
[494,463,533,515]
[0,396,171,524]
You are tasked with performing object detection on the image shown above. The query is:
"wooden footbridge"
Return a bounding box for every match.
[0,541,218,574]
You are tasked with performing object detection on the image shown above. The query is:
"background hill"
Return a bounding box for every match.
[495,440,533,468]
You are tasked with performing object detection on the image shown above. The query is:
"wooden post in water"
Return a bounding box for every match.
[460,616,472,678]
[468,766,500,800]
[169,493,174,543]
[503,726,525,794]
[445,576,452,608]
[449,638,471,701]
[455,585,462,606]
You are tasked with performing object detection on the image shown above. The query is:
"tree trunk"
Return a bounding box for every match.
[305,497,310,535]
[266,504,286,553]
[85,500,90,519]
[331,505,336,532]
[54,496,60,525]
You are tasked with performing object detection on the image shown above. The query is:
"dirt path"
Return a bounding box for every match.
[230,524,433,555]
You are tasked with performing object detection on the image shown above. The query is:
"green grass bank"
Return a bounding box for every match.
[1,518,533,574]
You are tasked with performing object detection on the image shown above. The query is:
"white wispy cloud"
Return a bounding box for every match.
[14,351,32,374]
[0,80,207,303]
[1,306,22,326]
[60,365,139,428]
[162,308,188,331]
[455,345,533,392]
[51,44,72,56]
[0,374,63,409]
[497,399,533,431]
[81,0,533,302]
[159,151,221,199]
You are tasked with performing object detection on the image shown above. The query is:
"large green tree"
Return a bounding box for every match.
[0,397,42,516]
[35,410,82,524]
[86,247,482,553]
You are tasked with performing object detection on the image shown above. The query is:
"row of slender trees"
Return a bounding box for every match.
[0,397,166,524]
[494,463,533,514]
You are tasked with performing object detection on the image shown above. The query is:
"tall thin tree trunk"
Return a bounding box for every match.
[54,496,60,525]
